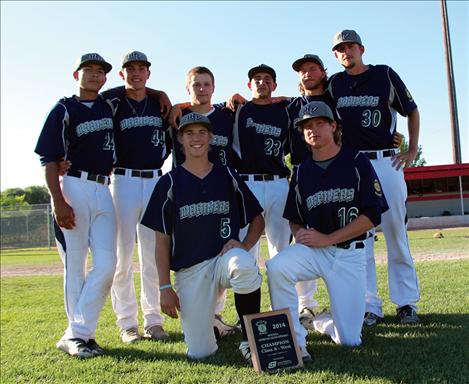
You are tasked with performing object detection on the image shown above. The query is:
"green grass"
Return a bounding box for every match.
[1,260,469,383]
[1,228,468,268]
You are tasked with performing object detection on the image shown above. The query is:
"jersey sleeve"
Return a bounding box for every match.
[34,102,68,165]
[283,168,305,226]
[387,66,418,117]
[228,167,263,228]
[141,174,175,234]
[355,153,389,227]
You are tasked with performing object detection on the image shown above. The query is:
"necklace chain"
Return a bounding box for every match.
[126,96,148,117]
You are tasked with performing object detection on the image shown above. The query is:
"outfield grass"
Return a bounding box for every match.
[1,260,468,383]
[1,227,468,268]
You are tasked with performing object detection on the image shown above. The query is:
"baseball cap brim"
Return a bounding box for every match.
[178,119,213,133]
[122,60,151,68]
[292,57,324,72]
[77,60,112,74]
[248,66,276,82]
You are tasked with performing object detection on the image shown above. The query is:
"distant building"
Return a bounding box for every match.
[405,163,469,218]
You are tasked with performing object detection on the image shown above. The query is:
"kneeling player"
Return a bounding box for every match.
[141,112,264,361]
[267,101,388,348]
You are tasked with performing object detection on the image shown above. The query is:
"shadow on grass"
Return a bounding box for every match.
[103,313,469,381]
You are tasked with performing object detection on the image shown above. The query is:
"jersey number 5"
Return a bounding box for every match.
[220,218,231,239]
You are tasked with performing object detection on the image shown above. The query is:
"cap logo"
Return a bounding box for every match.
[342,31,351,39]
[304,105,319,116]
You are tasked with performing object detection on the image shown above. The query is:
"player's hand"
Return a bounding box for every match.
[271,96,289,104]
[219,239,244,255]
[56,159,71,176]
[158,91,172,119]
[295,228,331,248]
[392,147,417,170]
[54,199,76,229]
[168,105,182,129]
[160,288,180,319]
[226,93,247,111]
[393,132,404,148]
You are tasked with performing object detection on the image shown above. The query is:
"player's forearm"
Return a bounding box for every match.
[327,215,374,245]
[241,215,265,250]
[155,231,172,285]
[289,222,303,239]
[407,108,420,152]
[45,162,65,204]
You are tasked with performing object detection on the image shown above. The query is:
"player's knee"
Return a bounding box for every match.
[265,255,286,281]
[228,249,262,293]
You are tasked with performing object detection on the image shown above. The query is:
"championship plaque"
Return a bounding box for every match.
[243,309,303,373]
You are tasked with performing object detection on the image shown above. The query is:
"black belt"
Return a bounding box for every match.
[240,174,285,181]
[336,241,365,250]
[114,168,162,178]
[364,149,396,160]
[67,170,110,185]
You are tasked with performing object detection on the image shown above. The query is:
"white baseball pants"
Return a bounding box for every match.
[175,248,262,360]
[267,243,366,348]
[365,157,420,316]
[56,174,116,341]
[110,171,163,331]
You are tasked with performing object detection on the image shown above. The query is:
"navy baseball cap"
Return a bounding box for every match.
[332,29,362,51]
[295,101,335,129]
[121,51,151,68]
[178,112,213,132]
[292,54,325,72]
[248,64,277,82]
[75,53,112,73]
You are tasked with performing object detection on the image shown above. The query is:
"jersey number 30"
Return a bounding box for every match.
[361,109,381,128]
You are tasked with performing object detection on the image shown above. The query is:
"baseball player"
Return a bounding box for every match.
[101,51,172,343]
[35,53,116,358]
[233,64,292,263]
[267,101,388,349]
[328,30,420,325]
[141,112,264,362]
[167,66,238,338]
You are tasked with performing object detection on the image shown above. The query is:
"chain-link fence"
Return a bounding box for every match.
[0,204,54,249]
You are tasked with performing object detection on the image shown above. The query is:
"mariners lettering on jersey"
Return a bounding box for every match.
[211,134,229,147]
[306,188,355,210]
[336,96,379,108]
[120,115,163,131]
[76,118,113,137]
[246,118,282,137]
[179,200,230,220]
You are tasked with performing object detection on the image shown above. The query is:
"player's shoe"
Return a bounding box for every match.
[299,346,313,364]
[397,305,419,324]
[56,338,94,358]
[87,339,104,356]
[239,340,252,365]
[363,312,382,326]
[213,314,237,341]
[143,325,170,341]
[299,307,319,331]
[120,327,141,344]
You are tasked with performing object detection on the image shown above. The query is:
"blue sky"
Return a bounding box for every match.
[1,1,467,190]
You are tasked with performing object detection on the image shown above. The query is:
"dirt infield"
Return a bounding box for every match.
[2,250,467,277]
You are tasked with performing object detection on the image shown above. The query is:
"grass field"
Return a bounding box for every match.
[1,255,469,382]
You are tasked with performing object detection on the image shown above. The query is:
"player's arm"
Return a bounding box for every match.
[45,162,75,229]
[295,215,375,248]
[145,87,172,119]
[226,93,247,111]
[155,231,180,318]
[392,108,420,170]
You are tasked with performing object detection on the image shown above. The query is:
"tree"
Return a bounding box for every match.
[399,137,426,167]
[24,186,50,204]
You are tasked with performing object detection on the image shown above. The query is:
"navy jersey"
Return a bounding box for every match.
[284,147,388,243]
[286,94,337,166]
[327,65,417,151]
[233,101,291,177]
[141,164,263,271]
[172,105,235,167]
[35,96,115,175]
[101,88,171,170]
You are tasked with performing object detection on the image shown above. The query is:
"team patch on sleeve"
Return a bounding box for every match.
[374,179,383,197]
[405,88,414,103]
